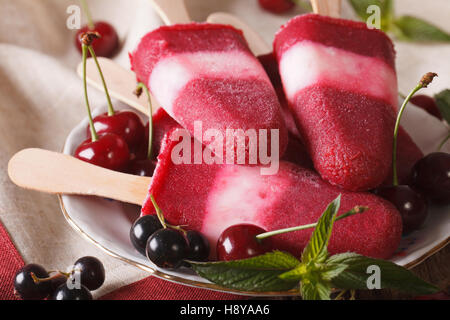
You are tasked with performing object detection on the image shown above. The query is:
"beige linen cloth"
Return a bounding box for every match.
[0,0,449,298]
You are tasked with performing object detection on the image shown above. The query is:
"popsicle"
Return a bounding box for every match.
[130,23,288,164]
[274,14,398,191]
[141,129,402,259]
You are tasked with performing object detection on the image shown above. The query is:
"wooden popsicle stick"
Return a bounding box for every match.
[206,12,271,56]
[149,0,191,25]
[310,0,341,17]
[76,58,160,116]
[8,148,150,205]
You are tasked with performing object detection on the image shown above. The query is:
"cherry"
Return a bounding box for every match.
[74,133,129,171]
[130,215,163,255]
[127,158,156,177]
[146,229,188,268]
[216,224,272,261]
[410,94,442,120]
[14,264,52,300]
[51,283,93,300]
[411,152,450,204]
[374,185,428,234]
[186,230,210,262]
[75,33,130,171]
[73,256,105,291]
[258,0,295,14]
[88,111,145,152]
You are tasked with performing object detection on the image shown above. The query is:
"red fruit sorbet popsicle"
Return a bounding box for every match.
[141,129,402,260]
[130,23,288,163]
[274,14,399,191]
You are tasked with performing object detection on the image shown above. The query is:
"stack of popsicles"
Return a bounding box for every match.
[130,14,424,259]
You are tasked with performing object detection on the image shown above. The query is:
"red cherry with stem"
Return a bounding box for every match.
[258,0,295,14]
[373,74,436,234]
[75,133,129,171]
[75,1,118,57]
[216,224,273,261]
[88,111,144,152]
[75,22,119,58]
[409,94,442,120]
[127,83,155,177]
[82,32,144,153]
[392,73,437,186]
[75,33,129,171]
[216,205,368,261]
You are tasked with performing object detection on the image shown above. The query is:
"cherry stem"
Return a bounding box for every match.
[150,194,167,229]
[136,83,153,159]
[80,0,95,30]
[87,45,115,116]
[255,206,369,241]
[438,131,450,151]
[82,44,99,142]
[392,72,438,185]
[149,194,187,234]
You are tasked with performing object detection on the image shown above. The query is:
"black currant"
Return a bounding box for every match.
[73,256,105,291]
[186,231,210,262]
[13,264,52,300]
[50,273,68,293]
[51,283,93,300]
[146,229,187,268]
[130,215,163,255]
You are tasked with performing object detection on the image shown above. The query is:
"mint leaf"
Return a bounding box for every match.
[321,263,349,281]
[348,0,394,31]
[301,195,341,264]
[190,251,300,292]
[435,89,450,124]
[301,280,332,300]
[393,16,450,42]
[328,253,439,295]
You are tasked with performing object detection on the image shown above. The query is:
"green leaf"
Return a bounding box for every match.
[301,280,332,300]
[279,260,347,282]
[348,0,394,31]
[301,195,341,264]
[190,251,300,292]
[278,262,308,281]
[435,89,450,124]
[393,16,450,42]
[328,253,439,295]
[321,263,349,282]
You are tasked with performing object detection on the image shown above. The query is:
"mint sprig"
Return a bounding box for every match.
[190,196,439,299]
[348,0,450,43]
[393,16,450,42]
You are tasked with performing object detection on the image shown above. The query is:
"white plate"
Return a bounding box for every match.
[60,103,450,296]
